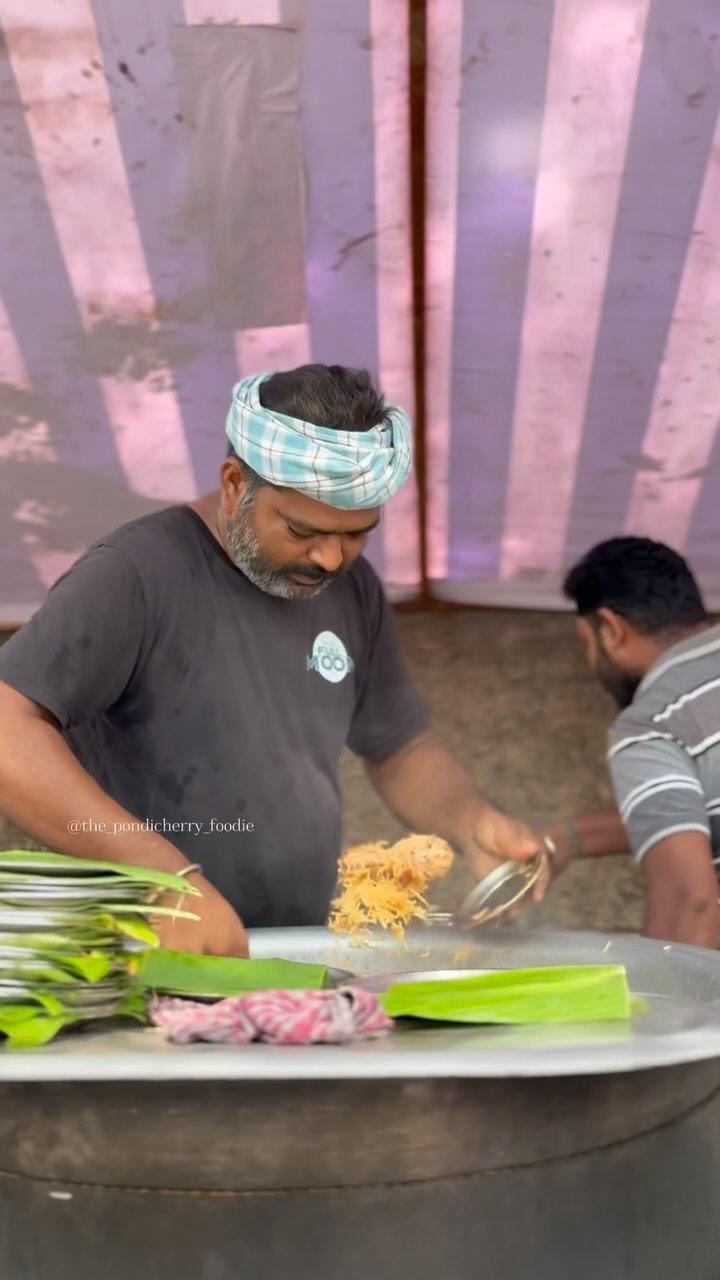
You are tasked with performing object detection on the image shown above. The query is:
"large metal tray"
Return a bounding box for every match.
[1,926,720,1080]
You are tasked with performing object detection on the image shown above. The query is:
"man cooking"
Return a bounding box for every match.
[0,364,543,957]
[546,535,720,949]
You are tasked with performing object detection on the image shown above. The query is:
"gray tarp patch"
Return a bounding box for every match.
[171,24,306,331]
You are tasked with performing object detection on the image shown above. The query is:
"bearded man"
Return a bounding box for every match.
[548,536,719,948]
[0,364,542,955]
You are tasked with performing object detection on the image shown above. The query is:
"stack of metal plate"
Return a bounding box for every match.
[0,852,165,1029]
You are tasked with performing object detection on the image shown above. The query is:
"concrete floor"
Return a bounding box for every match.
[0,609,645,935]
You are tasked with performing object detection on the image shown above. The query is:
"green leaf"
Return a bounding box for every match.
[3,1014,70,1049]
[117,989,149,1023]
[30,990,67,1016]
[0,931,119,951]
[1,963,80,984]
[136,949,328,997]
[59,952,114,983]
[380,965,633,1024]
[0,850,202,896]
[106,915,159,945]
[0,990,67,1018]
[0,1004,43,1025]
[98,904,200,921]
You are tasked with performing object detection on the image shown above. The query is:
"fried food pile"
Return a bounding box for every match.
[328,834,454,940]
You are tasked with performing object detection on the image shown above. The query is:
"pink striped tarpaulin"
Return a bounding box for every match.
[425,0,720,609]
[0,0,419,623]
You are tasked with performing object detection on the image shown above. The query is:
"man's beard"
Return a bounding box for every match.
[225,508,344,600]
[595,643,640,710]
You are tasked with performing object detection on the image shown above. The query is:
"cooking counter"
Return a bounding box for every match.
[1,927,720,1280]
[1,925,720,1079]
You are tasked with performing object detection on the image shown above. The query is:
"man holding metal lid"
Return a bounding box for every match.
[0,364,545,956]
[548,536,720,949]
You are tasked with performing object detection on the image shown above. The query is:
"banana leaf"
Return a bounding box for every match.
[0,930,124,950]
[0,928,157,966]
[380,965,634,1024]
[0,958,115,985]
[97,915,160,946]
[1,906,196,937]
[0,850,202,896]
[0,991,65,1017]
[55,952,116,982]
[0,951,122,984]
[94,904,199,919]
[0,982,151,1050]
[3,1015,70,1049]
[117,988,150,1023]
[0,992,77,1049]
[135,948,328,996]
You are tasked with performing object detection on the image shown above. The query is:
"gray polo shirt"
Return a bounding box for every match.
[608,625,720,865]
[0,506,427,926]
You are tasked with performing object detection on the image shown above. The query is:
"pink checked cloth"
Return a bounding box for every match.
[151,987,393,1046]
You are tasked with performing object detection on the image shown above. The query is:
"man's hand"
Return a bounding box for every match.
[365,731,550,902]
[462,810,548,903]
[152,872,249,957]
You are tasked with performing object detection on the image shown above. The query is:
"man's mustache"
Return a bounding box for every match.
[283,564,346,583]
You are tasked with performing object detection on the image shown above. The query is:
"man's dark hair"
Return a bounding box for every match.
[226,364,389,483]
[260,364,388,430]
[563,536,708,635]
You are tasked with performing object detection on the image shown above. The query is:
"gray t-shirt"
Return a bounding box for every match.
[608,624,720,866]
[0,507,427,926]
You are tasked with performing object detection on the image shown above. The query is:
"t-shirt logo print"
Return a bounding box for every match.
[306,630,354,684]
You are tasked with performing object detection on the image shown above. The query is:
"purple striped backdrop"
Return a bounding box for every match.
[0,0,418,622]
[4,0,719,619]
[427,0,720,608]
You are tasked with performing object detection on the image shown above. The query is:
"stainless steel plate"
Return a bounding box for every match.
[72,1001,127,1021]
[61,988,129,1010]
[0,854,116,876]
[355,968,495,993]
[3,928,720,1081]
[0,980,128,1006]
[0,997,128,1022]
[240,926,720,1079]
[0,886,153,906]
[0,874,135,887]
[0,909,117,931]
[0,932,118,950]
[0,954,123,975]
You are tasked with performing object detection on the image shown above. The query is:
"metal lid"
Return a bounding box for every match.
[454,851,546,926]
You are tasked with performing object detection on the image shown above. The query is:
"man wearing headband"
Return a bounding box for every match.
[0,364,543,955]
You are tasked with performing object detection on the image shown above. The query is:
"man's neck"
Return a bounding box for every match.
[189,492,225,548]
[640,620,713,678]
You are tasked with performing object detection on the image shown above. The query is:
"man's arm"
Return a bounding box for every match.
[0,546,248,954]
[0,681,190,870]
[547,805,720,946]
[544,808,631,873]
[364,729,542,881]
[0,681,248,956]
[641,831,719,947]
[603,729,718,946]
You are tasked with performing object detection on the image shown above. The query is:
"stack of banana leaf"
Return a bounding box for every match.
[0,850,201,1049]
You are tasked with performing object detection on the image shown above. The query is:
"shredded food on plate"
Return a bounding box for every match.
[328,834,454,939]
